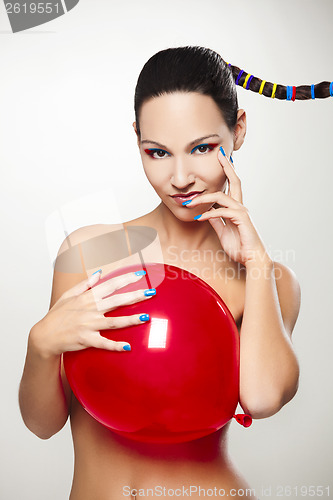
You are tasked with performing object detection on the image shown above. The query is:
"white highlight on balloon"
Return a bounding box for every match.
[148,318,168,348]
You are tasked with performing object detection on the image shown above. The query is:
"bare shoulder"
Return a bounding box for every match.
[56,223,122,255]
[51,223,121,410]
[50,224,119,306]
[272,261,301,337]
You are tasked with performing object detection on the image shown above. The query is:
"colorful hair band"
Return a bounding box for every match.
[271,83,277,99]
[235,69,244,86]
[286,85,296,101]
[292,86,296,101]
[259,80,266,95]
[311,84,315,100]
[243,74,254,90]
[330,82,333,96]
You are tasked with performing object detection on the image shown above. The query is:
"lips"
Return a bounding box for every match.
[171,190,204,205]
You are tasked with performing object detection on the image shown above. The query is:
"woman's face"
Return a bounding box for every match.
[134,91,245,221]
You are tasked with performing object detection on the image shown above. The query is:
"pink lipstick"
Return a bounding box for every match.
[171,191,204,206]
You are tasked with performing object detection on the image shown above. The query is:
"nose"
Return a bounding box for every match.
[170,156,195,190]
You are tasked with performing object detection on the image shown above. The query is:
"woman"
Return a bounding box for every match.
[19,45,316,499]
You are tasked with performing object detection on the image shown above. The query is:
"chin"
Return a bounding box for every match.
[176,212,197,223]
[162,201,192,220]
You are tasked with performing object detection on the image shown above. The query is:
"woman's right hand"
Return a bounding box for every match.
[29,270,155,358]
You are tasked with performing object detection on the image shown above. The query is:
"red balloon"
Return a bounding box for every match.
[64,263,251,443]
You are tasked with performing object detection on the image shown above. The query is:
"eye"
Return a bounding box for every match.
[144,148,170,159]
[191,143,218,155]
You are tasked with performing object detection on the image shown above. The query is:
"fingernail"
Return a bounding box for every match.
[134,270,146,276]
[219,146,226,156]
[123,344,131,351]
[92,269,102,275]
[230,155,234,164]
[194,214,202,220]
[144,288,156,296]
[182,199,192,206]
[139,314,150,322]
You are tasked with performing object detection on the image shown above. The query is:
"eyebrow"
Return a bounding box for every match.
[140,134,221,149]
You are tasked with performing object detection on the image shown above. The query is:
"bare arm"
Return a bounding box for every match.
[239,255,301,418]
[18,265,87,439]
[19,328,72,439]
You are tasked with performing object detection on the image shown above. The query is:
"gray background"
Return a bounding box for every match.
[0,0,332,498]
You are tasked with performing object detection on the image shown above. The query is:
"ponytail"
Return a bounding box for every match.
[225,62,333,101]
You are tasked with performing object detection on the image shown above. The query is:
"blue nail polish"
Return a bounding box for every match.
[194,214,202,220]
[92,269,102,275]
[182,199,192,206]
[144,288,156,296]
[135,270,146,276]
[139,314,150,322]
[230,155,234,164]
[219,146,226,156]
[123,344,131,351]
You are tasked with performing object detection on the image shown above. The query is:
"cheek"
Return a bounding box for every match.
[142,162,166,189]
[203,161,227,187]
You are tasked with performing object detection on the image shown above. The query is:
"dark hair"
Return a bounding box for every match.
[134,45,332,137]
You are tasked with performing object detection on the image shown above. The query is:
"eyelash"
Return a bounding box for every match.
[144,143,219,160]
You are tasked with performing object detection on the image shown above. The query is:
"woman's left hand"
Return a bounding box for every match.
[187,147,270,267]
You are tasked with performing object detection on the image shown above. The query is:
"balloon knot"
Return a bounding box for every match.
[233,413,252,427]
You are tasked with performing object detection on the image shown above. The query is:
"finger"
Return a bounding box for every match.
[218,148,243,204]
[194,207,239,222]
[88,270,148,301]
[99,288,156,313]
[61,269,103,301]
[208,204,238,232]
[188,191,240,210]
[94,313,150,331]
[84,331,132,352]
[206,207,226,239]
[207,205,227,224]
